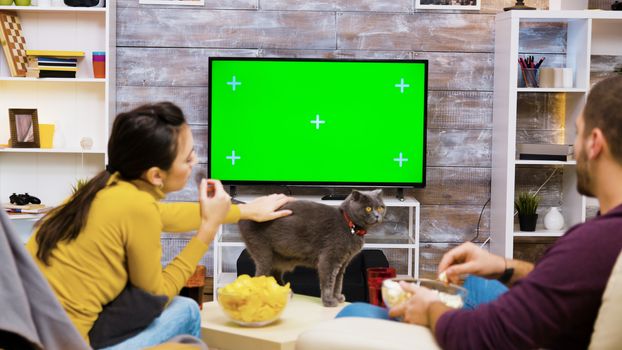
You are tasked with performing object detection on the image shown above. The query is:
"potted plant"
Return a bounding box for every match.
[71,178,90,196]
[515,192,540,231]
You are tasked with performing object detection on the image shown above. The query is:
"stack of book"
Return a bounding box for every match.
[517,143,574,161]
[25,50,84,78]
[4,203,53,217]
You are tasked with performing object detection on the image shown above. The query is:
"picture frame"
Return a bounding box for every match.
[9,108,40,148]
[415,0,480,10]
[138,0,204,5]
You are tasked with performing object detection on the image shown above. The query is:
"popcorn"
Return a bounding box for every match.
[381,278,464,309]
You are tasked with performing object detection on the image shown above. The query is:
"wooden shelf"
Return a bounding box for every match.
[0,77,105,83]
[0,148,105,154]
[0,5,106,13]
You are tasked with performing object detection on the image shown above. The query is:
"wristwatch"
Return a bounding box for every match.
[497,263,514,284]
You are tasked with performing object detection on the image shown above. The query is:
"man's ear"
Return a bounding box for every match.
[587,128,605,160]
[143,167,166,187]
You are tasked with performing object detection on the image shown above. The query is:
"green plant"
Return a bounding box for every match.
[515,192,540,216]
[71,178,90,195]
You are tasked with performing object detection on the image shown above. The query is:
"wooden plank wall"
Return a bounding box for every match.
[115,0,617,279]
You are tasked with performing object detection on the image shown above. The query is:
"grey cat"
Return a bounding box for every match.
[238,189,386,307]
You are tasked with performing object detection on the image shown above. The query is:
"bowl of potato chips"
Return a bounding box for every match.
[218,274,292,327]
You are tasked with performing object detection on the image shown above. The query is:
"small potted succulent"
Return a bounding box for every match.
[515,192,540,231]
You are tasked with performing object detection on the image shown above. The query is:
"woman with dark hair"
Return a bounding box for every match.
[25,102,293,349]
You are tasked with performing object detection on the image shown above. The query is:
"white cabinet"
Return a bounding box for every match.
[491,10,622,258]
[213,195,420,298]
[0,4,115,226]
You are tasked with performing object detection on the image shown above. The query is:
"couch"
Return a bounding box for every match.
[296,251,622,350]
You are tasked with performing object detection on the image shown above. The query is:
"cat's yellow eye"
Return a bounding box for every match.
[377,207,384,213]
[365,207,372,213]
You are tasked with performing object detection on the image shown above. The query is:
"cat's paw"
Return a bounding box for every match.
[335,294,346,303]
[321,297,339,307]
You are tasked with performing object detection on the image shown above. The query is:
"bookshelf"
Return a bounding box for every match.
[491,10,622,258]
[0,3,115,231]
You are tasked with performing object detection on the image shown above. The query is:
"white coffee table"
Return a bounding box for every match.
[201,294,347,350]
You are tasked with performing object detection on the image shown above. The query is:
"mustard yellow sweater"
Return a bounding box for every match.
[26,173,240,342]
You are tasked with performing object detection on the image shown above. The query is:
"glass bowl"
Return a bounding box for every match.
[217,287,292,327]
[382,277,467,309]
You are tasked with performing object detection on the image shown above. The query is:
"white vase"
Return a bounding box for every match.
[544,207,565,231]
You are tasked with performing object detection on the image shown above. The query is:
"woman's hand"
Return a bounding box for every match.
[388,282,442,327]
[196,179,231,244]
[238,194,294,222]
[437,242,506,284]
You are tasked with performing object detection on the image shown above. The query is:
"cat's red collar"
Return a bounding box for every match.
[341,210,367,236]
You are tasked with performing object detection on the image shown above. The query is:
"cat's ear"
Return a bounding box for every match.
[351,190,361,201]
[373,189,383,197]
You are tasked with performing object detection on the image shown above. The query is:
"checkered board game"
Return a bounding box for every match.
[0,11,28,77]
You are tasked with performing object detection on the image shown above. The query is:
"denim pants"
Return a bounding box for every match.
[336,275,509,320]
[98,296,201,350]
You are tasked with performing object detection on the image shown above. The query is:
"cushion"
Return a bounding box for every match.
[589,251,622,349]
[296,317,440,350]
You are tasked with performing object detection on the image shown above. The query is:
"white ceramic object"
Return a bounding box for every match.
[544,207,565,231]
[539,68,556,88]
[80,137,93,150]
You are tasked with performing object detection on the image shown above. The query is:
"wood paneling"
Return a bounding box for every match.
[118,0,258,9]
[116,86,209,124]
[337,13,495,52]
[117,48,257,87]
[427,129,491,167]
[118,8,336,49]
[428,91,492,129]
[411,167,491,205]
[261,0,413,12]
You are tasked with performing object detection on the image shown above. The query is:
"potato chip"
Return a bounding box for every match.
[218,274,291,325]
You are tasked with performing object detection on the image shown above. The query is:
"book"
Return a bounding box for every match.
[4,203,53,214]
[39,70,76,78]
[517,143,574,156]
[26,49,85,57]
[519,154,574,161]
[0,11,29,77]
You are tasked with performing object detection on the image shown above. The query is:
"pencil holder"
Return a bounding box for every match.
[520,68,539,88]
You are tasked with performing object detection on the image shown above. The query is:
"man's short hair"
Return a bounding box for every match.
[583,75,622,164]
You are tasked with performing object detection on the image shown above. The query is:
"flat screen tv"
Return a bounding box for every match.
[208,57,427,188]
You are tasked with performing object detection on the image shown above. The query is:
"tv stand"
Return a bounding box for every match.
[321,194,348,200]
[211,194,421,299]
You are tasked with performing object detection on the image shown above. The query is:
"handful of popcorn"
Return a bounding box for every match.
[381,278,465,309]
[218,275,292,326]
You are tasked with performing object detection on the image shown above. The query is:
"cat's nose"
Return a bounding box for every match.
[375,213,383,223]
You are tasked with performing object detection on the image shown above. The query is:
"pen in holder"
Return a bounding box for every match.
[521,67,539,88]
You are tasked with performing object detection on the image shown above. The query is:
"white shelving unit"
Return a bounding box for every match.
[491,10,622,258]
[213,195,420,297]
[0,4,115,223]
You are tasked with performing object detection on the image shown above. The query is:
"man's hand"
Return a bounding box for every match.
[388,281,449,328]
[239,194,294,222]
[438,242,506,284]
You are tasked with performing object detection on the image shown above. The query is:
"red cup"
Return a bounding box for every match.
[367,267,396,307]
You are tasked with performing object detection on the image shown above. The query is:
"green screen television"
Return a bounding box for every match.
[208,57,427,188]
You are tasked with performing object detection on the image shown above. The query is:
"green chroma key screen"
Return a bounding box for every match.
[208,57,427,187]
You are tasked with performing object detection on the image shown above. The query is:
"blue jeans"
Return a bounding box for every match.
[336,275,509,320]
[98,296,201,350]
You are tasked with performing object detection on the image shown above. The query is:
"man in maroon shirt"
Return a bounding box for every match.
[389,75,622,349]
